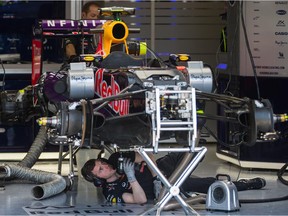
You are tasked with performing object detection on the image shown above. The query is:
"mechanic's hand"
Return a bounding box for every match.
[68,55,80,63]
[123,158,136,183]
[153,177,162,200]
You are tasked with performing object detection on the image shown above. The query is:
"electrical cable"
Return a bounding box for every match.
[0,58,6,91]
[276,123,288,185]
[207,137,288,202]
[215,2,288,205]
[214,34,225,93]
[240,195,288,204]
[239,0,288,204]
[215,46,225,87]
[234,162,287,205]
[277,161,288,186]
[238,132,288,201]
[240,0,261,100]
[141,43,167,68]
[221,1,239,96]
[202,125,243,148]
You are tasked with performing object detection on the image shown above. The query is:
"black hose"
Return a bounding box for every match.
[277,162,288,186]
[236,161,288,204]
[239,162,288,204]
[240,195,288,204]
[239,162,288,203]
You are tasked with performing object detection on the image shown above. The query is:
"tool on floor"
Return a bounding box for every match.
[206,174,240,212]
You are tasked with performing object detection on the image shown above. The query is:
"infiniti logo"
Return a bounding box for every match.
[276,10,287,15]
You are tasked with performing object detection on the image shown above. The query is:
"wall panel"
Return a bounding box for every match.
[102,0,226,68]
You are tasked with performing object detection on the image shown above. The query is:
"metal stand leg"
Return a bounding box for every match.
[136,146,207,216]
[57,144,82,190]
[57,145,64,175]
[67,144,75,189]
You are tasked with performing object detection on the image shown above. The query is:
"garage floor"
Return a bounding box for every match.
[1,143,288,215]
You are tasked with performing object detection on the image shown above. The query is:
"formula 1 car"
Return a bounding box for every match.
[31,7,286,150]
[0,6,287,214]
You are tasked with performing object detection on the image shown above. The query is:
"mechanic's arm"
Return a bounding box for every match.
[122,158,147,204]
[134,152,157,177]
[134,151,162,200]
[122,181,147,204]
[66,43,77,59]
[134,152,143,163]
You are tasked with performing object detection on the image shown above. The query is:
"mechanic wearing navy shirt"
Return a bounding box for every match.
[65,1,101,62]
[81,151,155,204]
[81,151,266,204]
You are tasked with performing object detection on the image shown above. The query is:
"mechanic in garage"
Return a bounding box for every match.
[81,151,266,204]
[65,1,101,62]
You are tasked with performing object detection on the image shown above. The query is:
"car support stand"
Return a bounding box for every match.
[136,147,207,216]
[136,87,206,215]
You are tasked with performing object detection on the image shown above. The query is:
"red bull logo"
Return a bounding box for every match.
[95,69,129,116]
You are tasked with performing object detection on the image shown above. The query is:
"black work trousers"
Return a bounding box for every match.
[156,152,247,194]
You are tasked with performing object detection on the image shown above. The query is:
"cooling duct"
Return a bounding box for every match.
[0,164,67,200]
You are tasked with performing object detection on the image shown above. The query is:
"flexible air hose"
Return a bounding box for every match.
[0,126,68,200]
[0,164,67,200]
[18,126,48,168]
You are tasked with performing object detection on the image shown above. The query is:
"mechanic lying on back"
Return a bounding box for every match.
[81,151,266,204]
